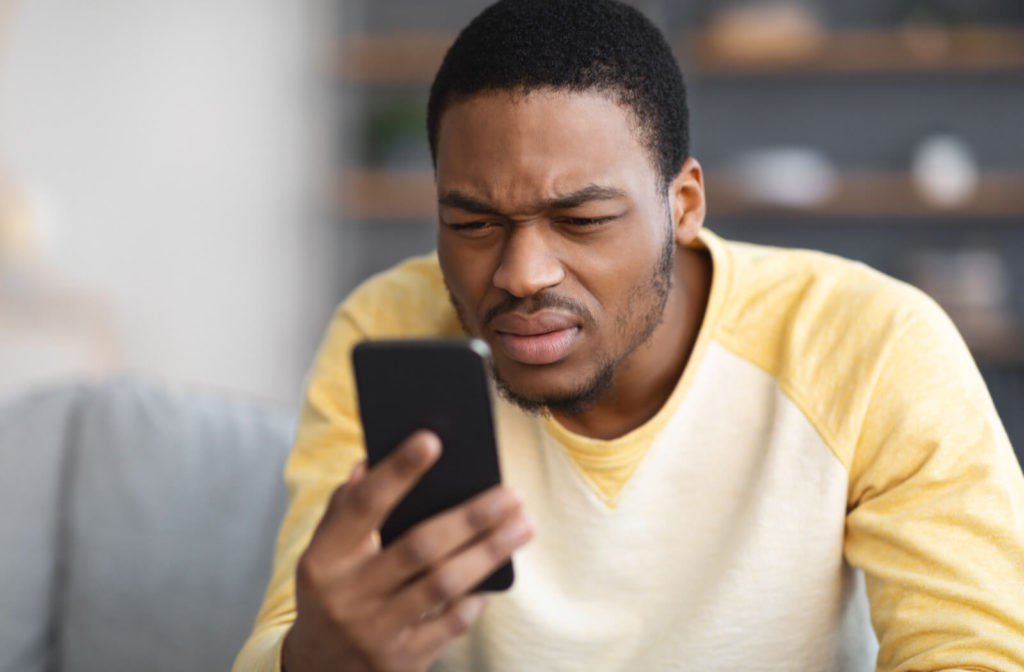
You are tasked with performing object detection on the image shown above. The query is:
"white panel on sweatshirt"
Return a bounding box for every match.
[437,341,879,672]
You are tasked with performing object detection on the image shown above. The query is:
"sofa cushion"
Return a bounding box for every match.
[56,377,295,672]
[1,376,295,672]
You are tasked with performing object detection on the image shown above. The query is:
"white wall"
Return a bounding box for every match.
[0,0,342,407]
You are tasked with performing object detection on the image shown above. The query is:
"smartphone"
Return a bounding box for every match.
[352,338,513,591]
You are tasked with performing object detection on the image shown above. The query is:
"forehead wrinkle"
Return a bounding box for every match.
[439,182,627,219]
[437,90,655,220]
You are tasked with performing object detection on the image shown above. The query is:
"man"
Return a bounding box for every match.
[236,1,1024,670]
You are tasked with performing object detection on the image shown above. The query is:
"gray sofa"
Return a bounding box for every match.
[0,377,296,672]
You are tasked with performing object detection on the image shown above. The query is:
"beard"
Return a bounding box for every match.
[446,224,676,419]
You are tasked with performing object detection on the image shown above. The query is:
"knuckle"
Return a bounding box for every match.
[328,481,350,508]
[399,530,435,567]
[346,481,377,515]
[464,501,493,530]
[485,531,512,562]
[322,596,352,628]
[425,567,460,603]
[446,609,473,636]
[324,599,375,648]
[296,555,360,626]
[296,550,326,588]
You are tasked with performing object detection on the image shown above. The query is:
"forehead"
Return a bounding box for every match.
[435,89,658,208]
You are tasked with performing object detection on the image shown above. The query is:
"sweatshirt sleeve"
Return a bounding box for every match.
[233,305,368,672]
[844,296,1024,671]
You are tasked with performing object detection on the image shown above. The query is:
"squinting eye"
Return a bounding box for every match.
[448,221,488,231]
[560,216,615,227]
[446,221,499,237]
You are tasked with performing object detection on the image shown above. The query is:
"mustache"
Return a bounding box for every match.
[484,292,595,327]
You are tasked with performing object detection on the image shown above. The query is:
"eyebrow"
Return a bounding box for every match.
[438,184,627,216]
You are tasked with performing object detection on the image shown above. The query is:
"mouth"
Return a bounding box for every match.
[490,311,582,366]
[495,327,581,365]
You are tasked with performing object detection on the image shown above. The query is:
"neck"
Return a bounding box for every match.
[552,246,712,440]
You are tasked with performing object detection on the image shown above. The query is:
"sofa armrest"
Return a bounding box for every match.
[0,383,89,672]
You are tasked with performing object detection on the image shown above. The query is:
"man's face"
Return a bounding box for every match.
[435,89,677,415]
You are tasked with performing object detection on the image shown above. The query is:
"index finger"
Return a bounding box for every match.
[313,430,442,557]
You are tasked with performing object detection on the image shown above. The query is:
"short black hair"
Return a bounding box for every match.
[427,0,690,189]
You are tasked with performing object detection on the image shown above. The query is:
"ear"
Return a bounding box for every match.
[668,157,706,246]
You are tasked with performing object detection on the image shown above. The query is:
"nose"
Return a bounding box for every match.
[492,223,565,298]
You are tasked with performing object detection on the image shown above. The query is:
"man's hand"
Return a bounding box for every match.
[281,430,533,672]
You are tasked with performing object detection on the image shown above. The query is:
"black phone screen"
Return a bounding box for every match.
[352,338,513,591]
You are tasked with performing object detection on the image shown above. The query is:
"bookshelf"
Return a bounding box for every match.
[335,27,1024,84]
[333,5,1024,375]
[335,169,1024,220]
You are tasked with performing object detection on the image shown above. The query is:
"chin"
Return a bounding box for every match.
[493,359,571,395]
[491,357,615,417]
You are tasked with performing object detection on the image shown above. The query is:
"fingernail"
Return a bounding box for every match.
[421,430,442,449]
[502,516,533,545]
[402,440,437,469]
[458,594,489,624]
[414,432,442,462]
[487,490,519,519]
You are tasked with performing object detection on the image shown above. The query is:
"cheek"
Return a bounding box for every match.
[438,239,498,323]
[576,223,664,311]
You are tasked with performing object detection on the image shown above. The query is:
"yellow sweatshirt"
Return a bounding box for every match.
[235,229,1024,671]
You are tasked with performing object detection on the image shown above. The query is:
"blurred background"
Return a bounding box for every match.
[1,0,1022,456]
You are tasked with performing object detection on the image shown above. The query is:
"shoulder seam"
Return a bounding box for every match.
[337,303,369,340]
[712,331,852,474]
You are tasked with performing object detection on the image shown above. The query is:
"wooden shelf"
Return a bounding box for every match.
[335,169,437,220]
[963,327,1024,366]
[336,34,452,85]
[335,27,1024,84]
[708,172,1024,219]
[687,26,1024,77]
[334,170,1024,221]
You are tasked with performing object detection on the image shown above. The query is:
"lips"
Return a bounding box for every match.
[490,311,582,365]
